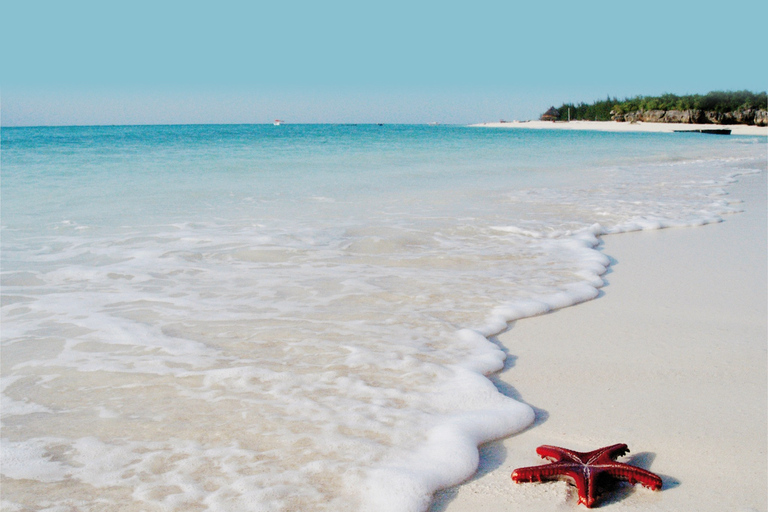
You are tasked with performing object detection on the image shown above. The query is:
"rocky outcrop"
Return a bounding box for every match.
[618,111,637,123]
[662,110,704,123]
[642,110,666,123]
[613,108,767,126]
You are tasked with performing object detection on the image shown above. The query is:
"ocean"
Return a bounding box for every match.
[1,124,765,512]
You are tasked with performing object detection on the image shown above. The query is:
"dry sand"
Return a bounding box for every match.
[430,171,767,511]
[472,120,768,137]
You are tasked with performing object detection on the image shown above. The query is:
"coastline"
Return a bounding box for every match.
[472,119,768,136]
[430,171,767,511]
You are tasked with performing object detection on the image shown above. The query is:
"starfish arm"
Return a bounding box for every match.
[603,464,663,490]
[536,445,581,462]
[512,462,601,507]
[511,465,546,483]
[573,469,599,509]
[513,466,600,508]
[602,443,630,460]
[550,468,600,508]
[511,461,575,483]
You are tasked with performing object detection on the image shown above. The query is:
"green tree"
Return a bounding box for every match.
[553,90,766,123]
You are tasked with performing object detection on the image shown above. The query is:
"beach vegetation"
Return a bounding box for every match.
[555,90,767,121]
[556,96,619,122]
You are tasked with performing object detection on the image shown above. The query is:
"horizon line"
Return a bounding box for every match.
[1,121,477,129]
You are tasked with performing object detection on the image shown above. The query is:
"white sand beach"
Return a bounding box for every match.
[473,120,768,137]
[431,171,767,511]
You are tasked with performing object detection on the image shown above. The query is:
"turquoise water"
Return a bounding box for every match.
[2,125,765,511]
[3,124,734,231]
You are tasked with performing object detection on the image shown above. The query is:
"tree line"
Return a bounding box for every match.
[554,90,767,121]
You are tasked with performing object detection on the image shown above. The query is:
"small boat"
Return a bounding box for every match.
[273,120,284,126]
[673,128,731,135]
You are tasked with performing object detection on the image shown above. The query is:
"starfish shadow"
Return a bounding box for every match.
[625,452,680,491]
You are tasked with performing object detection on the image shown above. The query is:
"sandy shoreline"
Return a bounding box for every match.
[472,120,768,136]
[430,171,767,511]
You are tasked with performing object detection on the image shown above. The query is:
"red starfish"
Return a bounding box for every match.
[511,443,662,508]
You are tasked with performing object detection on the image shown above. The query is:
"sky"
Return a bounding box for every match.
[2,0,766,126]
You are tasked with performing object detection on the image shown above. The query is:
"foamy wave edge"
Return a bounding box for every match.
[360,168,763,512]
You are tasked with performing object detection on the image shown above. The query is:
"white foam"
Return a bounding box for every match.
[1,438,69,482]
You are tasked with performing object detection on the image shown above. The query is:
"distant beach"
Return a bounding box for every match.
[473,119,768,136]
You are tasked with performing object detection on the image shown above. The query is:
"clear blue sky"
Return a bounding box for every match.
[2,0,766,126]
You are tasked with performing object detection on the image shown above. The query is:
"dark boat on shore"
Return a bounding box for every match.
[673,128,732,135]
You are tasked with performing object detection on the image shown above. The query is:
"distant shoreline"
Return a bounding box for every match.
[471,120,768,136]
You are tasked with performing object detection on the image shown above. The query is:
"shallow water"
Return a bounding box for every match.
[1,125,765,511]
